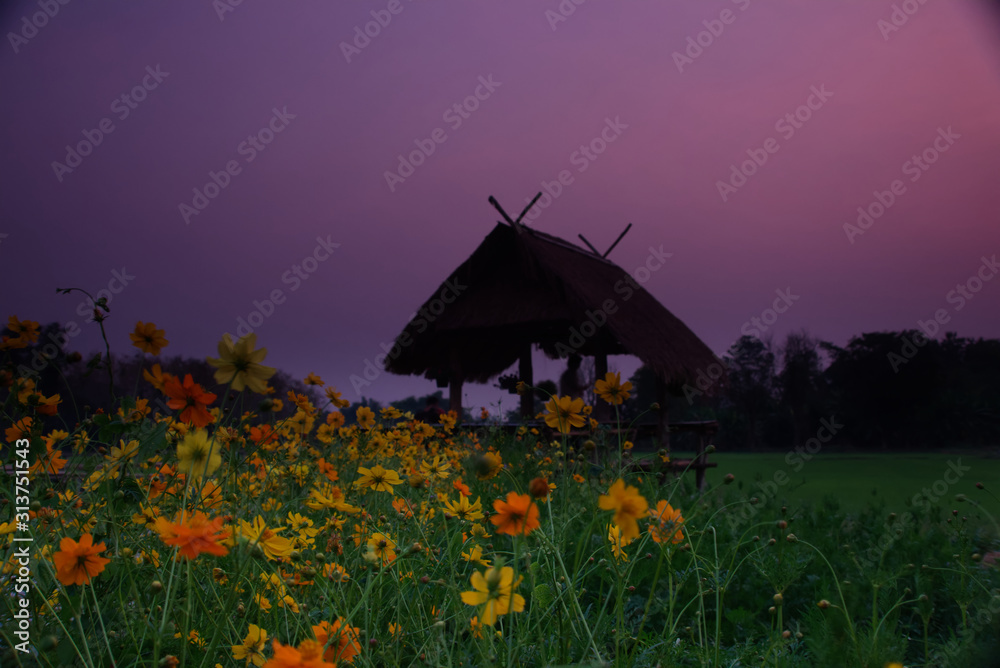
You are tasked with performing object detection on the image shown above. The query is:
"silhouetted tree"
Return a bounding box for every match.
[723,336,778,451]
[778,330,827,447]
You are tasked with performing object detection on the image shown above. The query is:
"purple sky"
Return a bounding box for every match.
[3,0,1000,412]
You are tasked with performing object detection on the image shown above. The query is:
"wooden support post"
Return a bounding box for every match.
[449,376,463,417]
[519,343,534,420]
[594,353,609,422]
[655,376,670,453]
[695,433,707,491]
[449,350,463,419]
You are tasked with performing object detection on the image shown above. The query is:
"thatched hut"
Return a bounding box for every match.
[384,218,722,441]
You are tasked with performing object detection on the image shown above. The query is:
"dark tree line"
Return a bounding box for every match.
[624,330,1000,451]
[1,322,321,431]
[6,322,998,450]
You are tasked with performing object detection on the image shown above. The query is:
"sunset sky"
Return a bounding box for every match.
[2,0,999,411]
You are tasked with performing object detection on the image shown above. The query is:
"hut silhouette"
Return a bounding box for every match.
[384,195,722,454]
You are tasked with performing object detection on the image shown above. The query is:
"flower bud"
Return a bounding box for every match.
[529,477,550,499]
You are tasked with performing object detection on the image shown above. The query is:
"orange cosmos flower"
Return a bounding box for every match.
[598,479,649,542]
[313,619,361,665]
[154,511,231,560]
[143,363,172,392]
[30,440,67,475]
[163,373,217,428]
[316,458,339,482]
[490,492,540,536]
[2,316,40,349]
[649,500,685,544]
[453,478,471,496]
[263,639,336,668]
[130,321,168,355]
[326,411,345,429]
[391,497,414,518]
[249,424,279,447]
[5,416,33,443]
[53,533,111,586]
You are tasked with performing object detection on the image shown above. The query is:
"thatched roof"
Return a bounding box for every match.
[384,223,721,390]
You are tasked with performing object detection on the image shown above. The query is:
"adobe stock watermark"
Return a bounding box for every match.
[213,0,248,22]
[856,458,972,571]
[383,75,501,192]
[51,65,170,182]
[672,0,752,73]
[683,288,800,403]
[726,417,843,532]
[934,594,1000,665]
[844,126,960,244]
[7,0,72,54]
[888,254,997,372]
[228,236,340,338]
[178,106,296,224]
[517,117,629,226]
[877,0,932,41]
[544,0,592,32]
[340,0,416,63]
[716,84,833,202]
[552,245,672,357]
[349,277,467,395]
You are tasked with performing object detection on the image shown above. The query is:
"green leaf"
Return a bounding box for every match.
[533,583,554,608]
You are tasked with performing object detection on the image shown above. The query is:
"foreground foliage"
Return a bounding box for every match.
[1,317,999,667]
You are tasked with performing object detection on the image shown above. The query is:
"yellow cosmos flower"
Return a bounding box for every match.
[234,516,293,561]
[543,395,587,434]
[444,495,484,522]
[130,321,168,355]
[354,465,403,494]
[598,479,649,542]
[106,439,140,465]
[232,624,267,666]
[355,406,376,430]
[595,371,632,405]
[607,524,632,562]
[207,333,276,394]
[364,532,397,567]
[460,566,525,626]
[461,544,491,567]
[176,430,221,480]
[420,455,451,480]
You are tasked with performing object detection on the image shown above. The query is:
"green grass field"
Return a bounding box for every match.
[697,452,1000,522]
